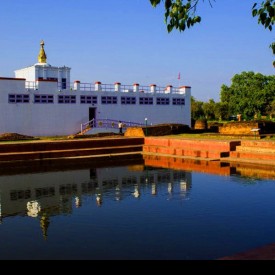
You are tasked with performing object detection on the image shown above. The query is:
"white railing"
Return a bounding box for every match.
[25,81,185,94]
[25,81,38,90]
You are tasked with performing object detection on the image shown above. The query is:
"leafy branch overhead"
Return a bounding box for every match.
[150,0,204,33]
[252,0,275,54]
[150,0,275,58]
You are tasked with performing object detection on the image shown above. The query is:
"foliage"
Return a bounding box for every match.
[191,96,204,120]
[213,101,229,121]
[150,0,204,33]
[265,99,275,118]
[253,0,275,54]
[202,99,216,120]
[150,0,275,57]
[252,1,275,32]
[220,71,275,120]
[190,72,275,121]
[191,97,229,121]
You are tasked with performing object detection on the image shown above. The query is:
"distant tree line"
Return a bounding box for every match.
[192,71,275,122]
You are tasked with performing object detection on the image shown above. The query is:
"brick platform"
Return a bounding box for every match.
[143,137,240,160]
[223,140,275,166]
[0,137,144,162]
[1,137,274,174]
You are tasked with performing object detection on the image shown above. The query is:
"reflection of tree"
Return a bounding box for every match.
[40,213,50,240]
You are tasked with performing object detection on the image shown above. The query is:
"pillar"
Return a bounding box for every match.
[150,84,157,93]
[165,85,173,93]
[133,83,139,92]
[95,81,102,91]
[74,80,80,91]
[114,82,121,92]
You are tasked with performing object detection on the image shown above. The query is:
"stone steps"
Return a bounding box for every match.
[0,137,144,153]
[241,140,275,148]
[236,146,275,154]
[1,136,274,168]
[0,145,143,162]
[222,139,275,166]
[0,138,144,162]
[143,145,229,159]
[144,137,240,151]
[143,137,240,160]
[230,151,275,160]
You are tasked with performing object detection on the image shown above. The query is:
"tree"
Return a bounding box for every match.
[202,99,216,120]
[191,96,204,121]
[213,101,229,121]
[150,0,275,57]
[220,71,275,120]
[265,99,275,118]
[253,1,275,54]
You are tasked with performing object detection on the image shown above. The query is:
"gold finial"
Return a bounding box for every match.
[38,40,47,63]
[40,213,50,240]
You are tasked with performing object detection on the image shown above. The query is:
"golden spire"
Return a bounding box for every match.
[40,213,50,240]
[38,40,47,63]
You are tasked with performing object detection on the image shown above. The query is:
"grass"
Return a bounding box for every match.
[0,131,275,143]
[167,132,275,140]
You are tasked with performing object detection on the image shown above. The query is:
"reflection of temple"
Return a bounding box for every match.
[0,165,192,238]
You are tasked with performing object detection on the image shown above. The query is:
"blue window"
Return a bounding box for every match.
[34,95,54,104]
[157,97,170,105]
[139,97,153,105]
[80,96,97,104]
[58,95,76,104]
[101,96,117,104]
[9,94,30,103]
[121,97,136,105]
[173,98,185,105]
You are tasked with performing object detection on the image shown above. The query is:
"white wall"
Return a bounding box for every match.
[0,79,191,137]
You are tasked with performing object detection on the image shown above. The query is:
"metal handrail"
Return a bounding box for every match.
[80,118,146,134]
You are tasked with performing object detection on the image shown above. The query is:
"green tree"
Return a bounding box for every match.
[220,71,275,120]
[150,0,275,57]
[191,96,204,120]
[202,99,216,121]
[266,99,275,118]
[213,101,229,121]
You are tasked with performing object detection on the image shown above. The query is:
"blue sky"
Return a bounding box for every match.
[0,0,274,101]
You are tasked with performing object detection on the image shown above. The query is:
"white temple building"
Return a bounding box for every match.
[0,41,191,137]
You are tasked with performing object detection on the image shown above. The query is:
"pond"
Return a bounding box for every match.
[0,156,274,260]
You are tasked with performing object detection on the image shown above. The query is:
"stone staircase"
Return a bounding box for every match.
[223,140,275,166]
[0,137,144,163]
[143,137,241,160]
[1,136,274,172]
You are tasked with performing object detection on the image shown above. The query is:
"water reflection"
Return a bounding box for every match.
[0,165,191,238]
[0,156,274,260]
[143,154,275,180]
